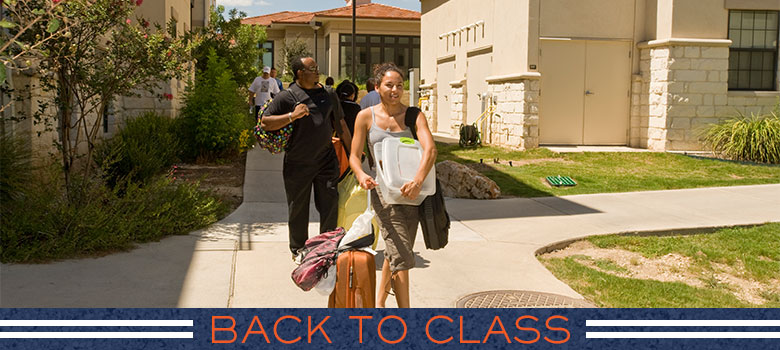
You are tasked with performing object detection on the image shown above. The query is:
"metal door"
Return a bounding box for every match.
[436,60,455,134]
[583,40,630,144]
[539,39,630,145]
[539,40,586,144]
[466,52,492,126]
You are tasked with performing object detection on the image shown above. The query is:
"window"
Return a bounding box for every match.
[324,35,330,75]
[261,41,274,69]
[728,10,779,91]
[338,34,421,81]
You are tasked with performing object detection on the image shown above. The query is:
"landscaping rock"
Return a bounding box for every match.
[435,160,501,199]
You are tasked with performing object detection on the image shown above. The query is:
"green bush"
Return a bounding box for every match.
[0,133,33,202]
[179,49,250,161]
[95,112,181,187]
[701,104,780,164]
[0,173,229,263]
[191,5,267,87]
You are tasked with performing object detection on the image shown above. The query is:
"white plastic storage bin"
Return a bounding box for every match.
[373,137,436,205]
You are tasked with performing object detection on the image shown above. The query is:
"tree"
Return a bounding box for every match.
[2,0,193,199]
[190,5,266,88]
[280,37,312,81]
[179,49,247,160]
[0,0,72,114]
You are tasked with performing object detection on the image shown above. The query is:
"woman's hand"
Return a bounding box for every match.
[400,180,422,200]
[357,172,378,190]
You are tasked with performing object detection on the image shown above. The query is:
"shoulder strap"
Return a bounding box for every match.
[326,86,348,138]
[366,107,377,170]
[405,107,420,140]
[287,83,308,105]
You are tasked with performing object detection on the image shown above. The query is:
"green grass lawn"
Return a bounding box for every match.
[539,224,780,308]
[437,143,780,197]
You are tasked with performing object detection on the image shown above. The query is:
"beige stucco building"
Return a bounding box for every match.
[242,0,420,81]
[119,0,215,124]
[5,0,214,158]
[419,0,780,151]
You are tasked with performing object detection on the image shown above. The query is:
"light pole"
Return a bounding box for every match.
[351,0,356,81]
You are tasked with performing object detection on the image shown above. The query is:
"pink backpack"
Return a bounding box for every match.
[291,228,345,291]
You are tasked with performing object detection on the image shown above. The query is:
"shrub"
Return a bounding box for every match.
[95,112,181,186]
[0,133,33,202]
[0,173,229,263]
[191,5,267,87]
[701,104,780,164]
[179,49,250,161]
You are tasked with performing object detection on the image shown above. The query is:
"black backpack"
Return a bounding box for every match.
[405,108,450,250]
[459,124,480,148]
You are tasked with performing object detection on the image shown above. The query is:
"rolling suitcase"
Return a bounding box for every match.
[328,250,376,308]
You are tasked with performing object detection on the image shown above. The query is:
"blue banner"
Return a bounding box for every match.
[1,308,779,349]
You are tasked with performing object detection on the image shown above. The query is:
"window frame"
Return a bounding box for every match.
[727,10,780,91]
[260,40,274,69]
[338,33,421,80]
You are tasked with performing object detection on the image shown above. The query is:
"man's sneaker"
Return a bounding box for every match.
[292,252,303,265]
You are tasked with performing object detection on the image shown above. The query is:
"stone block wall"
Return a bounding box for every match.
[7,73,60,163]
[8,72,185,163]
[637,40,779,151]
[486,78,540,150]
[418,85,436,132]
[723,94,778,118]
[115,80,183,137]
[449,81,467,134]
[630,74,645,148]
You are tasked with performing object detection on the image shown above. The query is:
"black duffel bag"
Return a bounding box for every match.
[419,179,450,250]
[403,107,451,250]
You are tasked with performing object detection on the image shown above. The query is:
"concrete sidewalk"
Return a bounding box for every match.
[2,147,779,308]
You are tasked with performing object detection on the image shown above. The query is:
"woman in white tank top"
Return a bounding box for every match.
[348,63,437,308]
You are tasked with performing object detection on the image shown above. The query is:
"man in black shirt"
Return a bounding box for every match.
[260,56,352,263]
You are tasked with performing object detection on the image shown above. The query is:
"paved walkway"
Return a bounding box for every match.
[2,147,779,308]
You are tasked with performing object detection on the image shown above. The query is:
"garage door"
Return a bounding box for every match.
[539,39,630,145]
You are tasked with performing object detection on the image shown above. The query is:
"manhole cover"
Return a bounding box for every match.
[456,290,596,308]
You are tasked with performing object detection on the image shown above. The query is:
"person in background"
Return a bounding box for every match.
[348,63,436,308]
[359,77,380,109]
[325,76,335,88]
[336,79,361,135]
[248,66,280,120]
[270,67,284,91]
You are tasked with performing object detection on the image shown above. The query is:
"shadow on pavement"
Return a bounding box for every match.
[373,250,431,270]
[0,235,198,308]
[446,196,601,221]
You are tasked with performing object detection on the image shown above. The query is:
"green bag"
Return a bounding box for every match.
[337,171,379,250]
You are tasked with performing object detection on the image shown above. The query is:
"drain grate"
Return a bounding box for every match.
[546,175,577,187]
[456,290,596,308]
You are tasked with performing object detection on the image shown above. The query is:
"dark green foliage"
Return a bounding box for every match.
[0,174,228,263]
[191,6,267,87]
[701,103,780,164]
[179,49,250,161]
[95,112,180,186]
[0,133,33,202]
